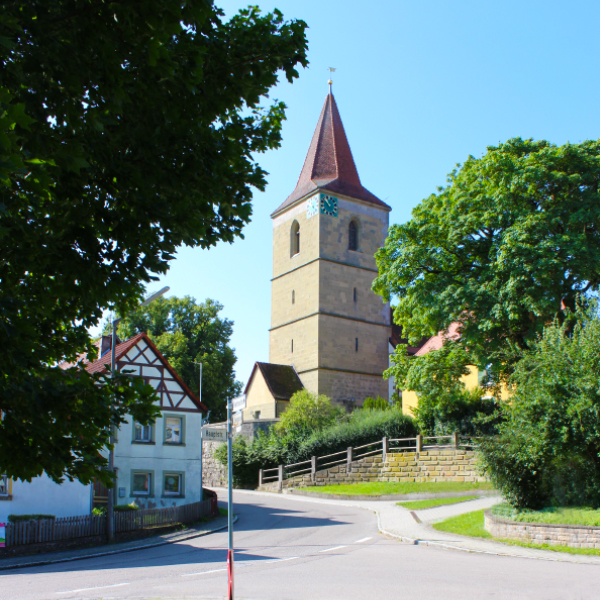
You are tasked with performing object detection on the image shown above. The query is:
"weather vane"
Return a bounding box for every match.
[328,67,336,93]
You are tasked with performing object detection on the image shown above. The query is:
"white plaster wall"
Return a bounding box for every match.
[113,412,204,509]
[0,474,91,522]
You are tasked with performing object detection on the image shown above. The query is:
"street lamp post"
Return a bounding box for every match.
[107,286,170,542]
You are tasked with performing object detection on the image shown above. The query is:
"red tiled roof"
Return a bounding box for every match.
[84,332,207,412]
[85,333,144,374]
[272,93,391,216]
[414,322,463,357]
[389,323,429,356]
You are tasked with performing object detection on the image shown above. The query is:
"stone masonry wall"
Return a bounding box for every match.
[202,441,227,488]
[277,449,484,489]
[485,511,600,550]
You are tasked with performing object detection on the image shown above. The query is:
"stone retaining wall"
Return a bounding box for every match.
[271,449,484,490]
[484,511,600,550]
[202,441,227,488]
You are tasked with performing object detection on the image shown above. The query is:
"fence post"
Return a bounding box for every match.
[346,446,353,472]
[382,437,388,463]
[416,434,423,453]
[259,469,264,488]
[311,456,317,483]
[278,464,283,492]
[453,431,459,449]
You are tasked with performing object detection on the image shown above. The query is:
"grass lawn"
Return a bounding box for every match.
[434,509,600,556]
[397,495,480,510]
[432,509,491,538]
[494,505,600,527]
[296,481,493,496]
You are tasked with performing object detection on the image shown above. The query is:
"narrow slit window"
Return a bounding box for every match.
[349,220,358,251]
[355,337,359,352]
[291,220,300,256]
[291,339,294,353]
[353,287,357,303]
[292,290,295,304]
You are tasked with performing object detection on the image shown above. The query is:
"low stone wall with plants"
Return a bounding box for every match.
[484,511,600,550]
[269,449,484,490]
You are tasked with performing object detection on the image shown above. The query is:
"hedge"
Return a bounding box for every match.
[218,409,416,488]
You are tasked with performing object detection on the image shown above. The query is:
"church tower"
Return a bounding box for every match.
[269,91,391,406]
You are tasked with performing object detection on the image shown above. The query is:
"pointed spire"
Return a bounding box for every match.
[272,93,390,217]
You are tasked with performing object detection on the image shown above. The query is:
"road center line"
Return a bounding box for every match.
[354,537,372,543]
[56,583,130,594]
[182,568,226,577]
[319,545,347,553]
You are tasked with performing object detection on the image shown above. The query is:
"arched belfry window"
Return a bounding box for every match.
[291,220,300,257]
[348,220,358,251]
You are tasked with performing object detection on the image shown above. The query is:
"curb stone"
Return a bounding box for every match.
[0,515,238,572]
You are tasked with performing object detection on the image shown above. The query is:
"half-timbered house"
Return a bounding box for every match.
[86,332,208,509]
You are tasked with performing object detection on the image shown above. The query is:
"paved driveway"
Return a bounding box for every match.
[1,490,598,600]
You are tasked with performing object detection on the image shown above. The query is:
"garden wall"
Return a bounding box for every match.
[261,449,484,490]
[485,511,600,550]
[202,441,227,488]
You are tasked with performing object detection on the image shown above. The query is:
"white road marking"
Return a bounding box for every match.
[319,545,347,553]
[263,556,299,564]
[354,537,372,543]
[56,583,130,594]
[182,568,226,577]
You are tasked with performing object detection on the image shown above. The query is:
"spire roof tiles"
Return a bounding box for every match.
[272,93,390,216]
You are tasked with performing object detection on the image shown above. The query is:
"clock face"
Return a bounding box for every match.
[306,196,319,219]
[320,193,338,217]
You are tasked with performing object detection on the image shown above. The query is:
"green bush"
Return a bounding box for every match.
[8,514,55,522]
[480,303,600,509]
[114,503,139,512]
[218,408,417,488]
[275,390,346,435]
[363,396,390,410]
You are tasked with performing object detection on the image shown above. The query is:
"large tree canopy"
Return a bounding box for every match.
[113,296,242,422]
[0,0,308,483]
[375,138,600,385]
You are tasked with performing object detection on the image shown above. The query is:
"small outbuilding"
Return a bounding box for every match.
[242,362,304,421]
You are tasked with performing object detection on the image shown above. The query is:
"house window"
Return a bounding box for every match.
[132,472,152,496]
[290,220,300,256]
[355,337,359,352]
[349,220,358,251]
[163,472,184,497]
[0,474,8,497]
[134,422,152,442]
[165,416,183,444]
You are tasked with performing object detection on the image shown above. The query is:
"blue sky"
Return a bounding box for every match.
[125,1,600,385]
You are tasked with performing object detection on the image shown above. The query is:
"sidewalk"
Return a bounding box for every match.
[0,514,231,572]
[367,496,600,565]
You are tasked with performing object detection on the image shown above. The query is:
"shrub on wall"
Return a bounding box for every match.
[480,303,600,509]
[217,408,417,488]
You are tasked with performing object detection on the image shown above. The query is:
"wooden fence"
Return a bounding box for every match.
[6,497,218,547]
[259,432,478,489]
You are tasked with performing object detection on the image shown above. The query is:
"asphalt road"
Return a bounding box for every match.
[1,490,598,600]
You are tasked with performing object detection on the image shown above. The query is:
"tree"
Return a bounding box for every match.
[374,138,600,386]
[480,303,600,509]
[1,1,308,483]
[113,296,242,422]
[275,390,346,435]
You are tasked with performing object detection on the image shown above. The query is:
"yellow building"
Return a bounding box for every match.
[269,90,392,408]
[242,362,304,421]
[396,322,509,416]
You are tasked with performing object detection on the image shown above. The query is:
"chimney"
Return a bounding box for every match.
[99,335,113,359]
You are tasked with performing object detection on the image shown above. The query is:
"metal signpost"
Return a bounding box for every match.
[226,393,246,600]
